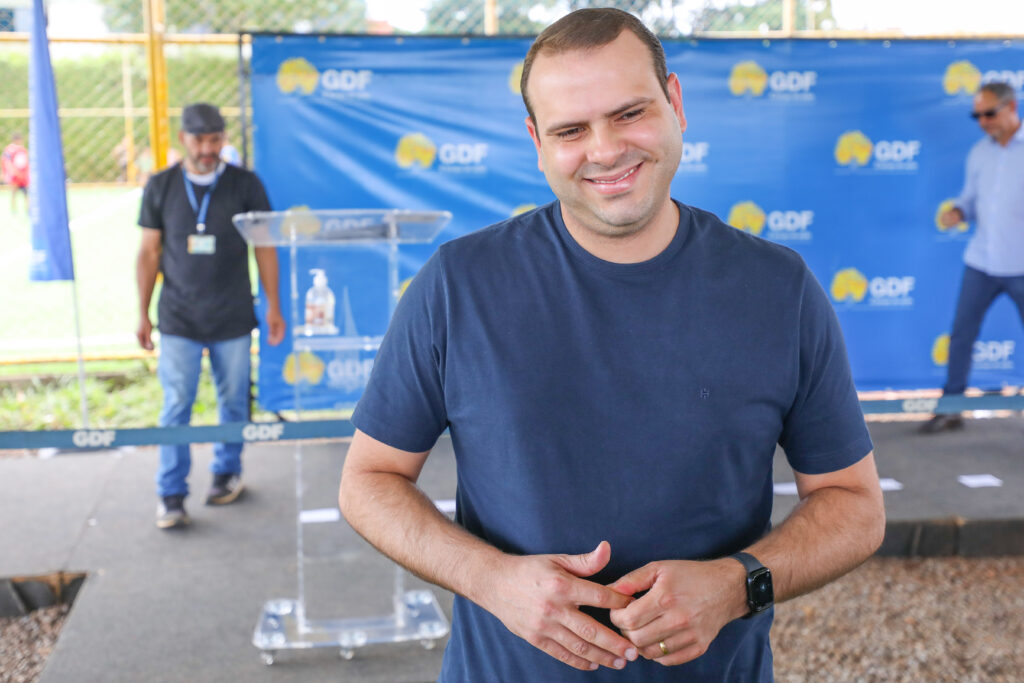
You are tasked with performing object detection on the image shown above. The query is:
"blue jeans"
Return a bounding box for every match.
[156,334,251,498]
[943,266,1024,395]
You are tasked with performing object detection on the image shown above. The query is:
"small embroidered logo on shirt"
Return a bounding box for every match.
[700,388,710,400]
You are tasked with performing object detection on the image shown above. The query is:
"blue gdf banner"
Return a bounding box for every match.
[250,35,1024,410]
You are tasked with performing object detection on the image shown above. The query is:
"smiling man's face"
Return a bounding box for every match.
[524,29,686,247]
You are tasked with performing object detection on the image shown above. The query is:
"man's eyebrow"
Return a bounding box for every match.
[543,97,653,135]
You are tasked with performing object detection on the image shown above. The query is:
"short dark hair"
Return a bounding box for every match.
[520,8,669,126]
[980,81,1017,105]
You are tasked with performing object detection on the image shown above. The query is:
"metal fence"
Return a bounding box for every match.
[0,0,1020,363]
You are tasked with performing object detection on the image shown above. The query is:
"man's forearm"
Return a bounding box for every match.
[747,482,885,603]
[339,468,503,604]
[136,250,159,316]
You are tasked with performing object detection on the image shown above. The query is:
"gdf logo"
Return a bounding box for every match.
[511,204,537,217]
[277,58,320,95]
[282,205,322,237]
[974,340,1015,364]
[395,133,437,169]
[935,199,968,233]
[439,143,488,166]
[767,210,814,232]
[727,201,766,236]
[943,60,982,95]
[681,142,709,164]
[834,131,873,166]
[509,61,524,94]
[728,61,816,96]
[728,61,768,96]
[830,268,869,302]
[327,357,374,393]
[869,276,915,299]
[901,398,938,413]
[321,69,372,92]
[932,334,950,366]
[983,70,1024,91]
[767,70,817,93]
[72,430,116,448]
[242,423,285,441]
[873,140,921,164]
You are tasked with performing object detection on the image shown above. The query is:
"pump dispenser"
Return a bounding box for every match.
[303,268,338,335]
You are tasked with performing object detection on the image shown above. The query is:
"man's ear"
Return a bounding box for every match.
[524,115,544,172]
[667,73,687,136]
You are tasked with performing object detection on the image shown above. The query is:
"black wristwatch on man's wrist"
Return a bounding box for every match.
[729,551,774,618]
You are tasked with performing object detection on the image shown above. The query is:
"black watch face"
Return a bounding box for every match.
[749,568,774,611]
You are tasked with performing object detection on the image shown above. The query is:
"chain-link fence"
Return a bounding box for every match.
[0,0,1019,364]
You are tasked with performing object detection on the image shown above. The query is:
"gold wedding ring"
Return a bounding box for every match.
[658,641,669,656]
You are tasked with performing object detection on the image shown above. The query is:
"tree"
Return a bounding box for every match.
[423,0,555,35]
[691,0,837,33]
[96,0,368,34]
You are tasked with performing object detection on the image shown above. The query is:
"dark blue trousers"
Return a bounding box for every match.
[943,265,1024,394]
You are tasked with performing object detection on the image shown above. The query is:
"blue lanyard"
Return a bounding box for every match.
[182,166,222,233]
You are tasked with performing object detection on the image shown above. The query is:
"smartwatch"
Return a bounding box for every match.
[729,551,773,618]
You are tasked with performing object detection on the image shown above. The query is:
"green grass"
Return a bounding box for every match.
[0,185,145,360]
[0,185,280,431]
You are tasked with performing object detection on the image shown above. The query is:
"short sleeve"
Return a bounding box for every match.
[351,249,449,453]
[778,268,873,475]
[138,173,165,230]
[245,172,272,212]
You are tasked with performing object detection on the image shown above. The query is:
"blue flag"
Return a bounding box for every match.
[28,0,74,281]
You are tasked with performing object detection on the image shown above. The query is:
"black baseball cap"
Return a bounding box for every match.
[181,103,225,135]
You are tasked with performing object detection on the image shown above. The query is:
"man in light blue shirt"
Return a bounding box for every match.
[923,81,1024,433]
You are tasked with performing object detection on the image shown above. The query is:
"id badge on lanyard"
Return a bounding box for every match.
[183,168,221,255]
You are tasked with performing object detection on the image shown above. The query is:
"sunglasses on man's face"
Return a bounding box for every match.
[970,103,1007,120]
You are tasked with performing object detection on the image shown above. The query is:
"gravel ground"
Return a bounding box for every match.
[0,606,68,683]
[773,556,1024,682]
[1,557,1021,682]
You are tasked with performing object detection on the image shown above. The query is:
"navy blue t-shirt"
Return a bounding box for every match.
[352,201,872,682]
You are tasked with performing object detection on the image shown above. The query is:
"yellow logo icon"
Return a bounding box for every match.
[277,57,320,95]
[830,268,869,303]
[509,61,524,94]
[395,133,437,169]
[935,199,968,232]
[727,201,766,236]
[943,61,982,96]
[398,276,414,300]
[932,334,950,366]
[834,131,873,167]
[511,203,537,217]
[728,61,768,96]
[281,205,322,237]
[283,351,325,385]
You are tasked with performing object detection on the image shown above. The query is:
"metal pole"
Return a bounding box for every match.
[70,281,90,428]
[121,47,137,183]
[484,0,498,36]
[782,0,797,36]
[143,0,170,170]
[237,33,249,169]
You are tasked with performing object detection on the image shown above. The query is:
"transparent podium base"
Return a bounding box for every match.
[253,586,449,666]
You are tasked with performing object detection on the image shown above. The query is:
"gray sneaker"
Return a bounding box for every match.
[206,473,244,506]
[156,495,190,529]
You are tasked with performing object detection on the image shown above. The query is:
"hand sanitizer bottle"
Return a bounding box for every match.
[304,269,338,335]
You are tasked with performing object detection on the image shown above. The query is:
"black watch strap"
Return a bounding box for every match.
[730,551,763,574]
[729,551,773,618]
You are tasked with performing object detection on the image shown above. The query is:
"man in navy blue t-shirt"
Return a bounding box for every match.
[340,8,885,681]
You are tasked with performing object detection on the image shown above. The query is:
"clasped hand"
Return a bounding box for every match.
[483,541,739,671]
